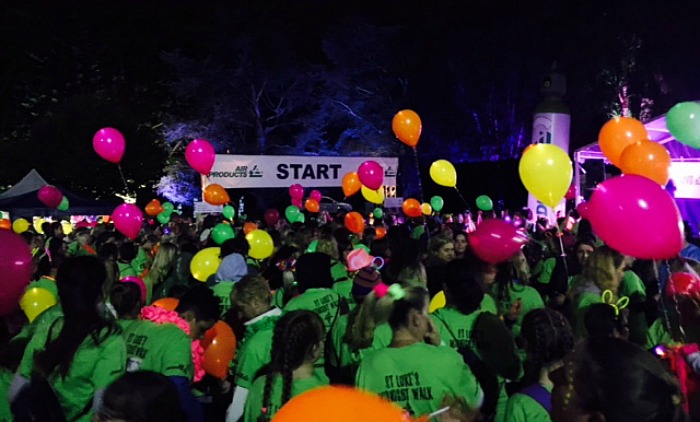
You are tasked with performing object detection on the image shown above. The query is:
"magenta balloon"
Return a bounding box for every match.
[111,203,144,240]
[289,184,304,200]
[357,160,384,190]
[587,175,683,259]
[291,197,303,208]
[468,219,529,264]
[120,276,147,303]
[310,190,322,202]
[93,127,126,164]
[185,139,216,176]
[0,230,33,315]
[576,202,590,219]
[264,208,280,227]
[37,185,64,209]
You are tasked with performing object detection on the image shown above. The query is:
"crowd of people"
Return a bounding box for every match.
[1,208,699,421]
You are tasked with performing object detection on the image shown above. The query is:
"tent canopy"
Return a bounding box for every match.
[0,169,119,218]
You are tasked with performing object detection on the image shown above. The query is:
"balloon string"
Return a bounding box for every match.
[117,164,130,195]
[413,147,424,203]
[454,187,470,212]
[654,259,678,341]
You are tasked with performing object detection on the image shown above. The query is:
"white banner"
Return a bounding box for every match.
[527,112,571,225]
[669,162,700,199]
[207,155,399,189]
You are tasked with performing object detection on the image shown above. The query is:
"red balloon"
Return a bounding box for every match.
[202,321,237,379]
[144,199,163,217]
[469,219,529,264]
[375,226,387,240]
[264,209,280,227]
[565,184,576,201]
[345,212,365,234]
[402,198,421,218]
[0,219,10,230]
[586,175,683,259]
[93,127,126,164]
[666,272,700,297]
[37,185,64,209]
[0,230,33,315]
[111,203,144,240]
[357,161,384,190]
[185,139,216,176]
[576,202,590,219]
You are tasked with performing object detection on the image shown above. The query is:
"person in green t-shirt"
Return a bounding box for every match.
[244,310,328,422]
[227,275,283,422]
[66,228,97,257]
[568,246,625,341]
[117,242,139,278]
[327,267,392,384]
[315,234,354,310]
[504,308,574,422]
[355,284,483,417]
[132,235,158,275]
[10,256,126,422]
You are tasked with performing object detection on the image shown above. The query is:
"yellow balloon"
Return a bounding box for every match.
[430,159,457,187]
[61,220,73,235]
[519,144,573,208]
[33,218,46,234]
[245,229,274,260]
[12,218,30,234]
[20,287,57,323]
[421,203,432,215]
[429,290,446,313]
[361,185,385,205]
[190,247,222,282]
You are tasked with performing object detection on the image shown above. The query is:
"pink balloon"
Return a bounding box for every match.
[93,127,126,164]
[37,185,64,209]
[120,276,147,303]
[111,203,144,240]
[310,190,322,202]
[291,197,303,208]
[469,219,529,264]
[264,208,280,227]
[357,160,384,190]
[185,139,216,176]
[289,184,304,200]
[0,230,33,315]
[576,202,590,219]
[586,175,683,259]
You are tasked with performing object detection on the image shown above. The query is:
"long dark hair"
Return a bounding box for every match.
[520,308,573,386]
[98,371,185,422]
[259,310,325,421]
[35,256,119,377]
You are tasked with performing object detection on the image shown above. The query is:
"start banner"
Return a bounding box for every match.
[206,155,399,188]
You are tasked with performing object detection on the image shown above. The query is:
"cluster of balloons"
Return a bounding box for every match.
[37,185,64,209]
[341,161,385,205]
[429,160,457,188]
[599,117,671,186]
[145,199,177,224]
[285,205,305,224]
[304,190,322,213]
[519,143,573,208]
[579,174,683,259]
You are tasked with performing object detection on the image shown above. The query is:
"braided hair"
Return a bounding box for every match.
[259,310,325,421]
[520,308,574,386]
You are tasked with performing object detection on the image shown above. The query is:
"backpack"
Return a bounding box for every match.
[519,384,552,414]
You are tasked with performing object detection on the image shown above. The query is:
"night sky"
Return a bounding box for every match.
[1,0,700,207]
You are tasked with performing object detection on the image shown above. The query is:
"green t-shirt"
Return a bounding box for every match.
[271,288,286,309]
[430,307,481,350]
[118,319,193,379]
[573,290,602,341]
[244,372,328,422]
[28,276,59,300]
[19,319,126,422]
[234,312,280,389]
[536,257,556,285]
[331,280,356,311]
[356,342,482,416]
[212,282,236,317]
[492,283,545,337]
[117,261,138,278]
[12,304,63,344]
[67,242,96,257]
[504,384,553,422]
[131,247,151,274]
[0,368,13,422]
[481,294,498,315]
[331,260,351,283]
[645,318,676,350]
[284,288,341,332]
[619,270,646,299]
[328,313,392,369]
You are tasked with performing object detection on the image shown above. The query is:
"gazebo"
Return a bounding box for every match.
[574,113,700,232]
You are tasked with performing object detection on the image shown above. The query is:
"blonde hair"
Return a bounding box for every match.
[582,245,624,295]
[145,243,177,286]
[316,234,339,260]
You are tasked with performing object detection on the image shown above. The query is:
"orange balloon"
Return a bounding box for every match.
[201,321,237,379]
[204,184,230,206]
[402,198,422,218]
[305,198,320,213]
[598,116,648,168]
[375,226,387,240]
[0,219,10,230]
[274,386,410,422]
[243,221,258,235]
[619,139,671,186]
[152,297,179,311]
[145,199,163,217]
[392,109,422,147]
[342,172,362,197]
[344,211,365,234]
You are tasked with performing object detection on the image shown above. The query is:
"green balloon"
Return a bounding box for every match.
[476,195,493,211]
[306,240,318,253]
[222,205,235,220]
[157,211,170,224]
[57,196,70,211]
[373,208,384,218]
[285,205,301,223]
[162,202,174,213]
[430,196,444,212]
[666,101,700,149]
[211,223,235,245]
[297,214,305,224]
